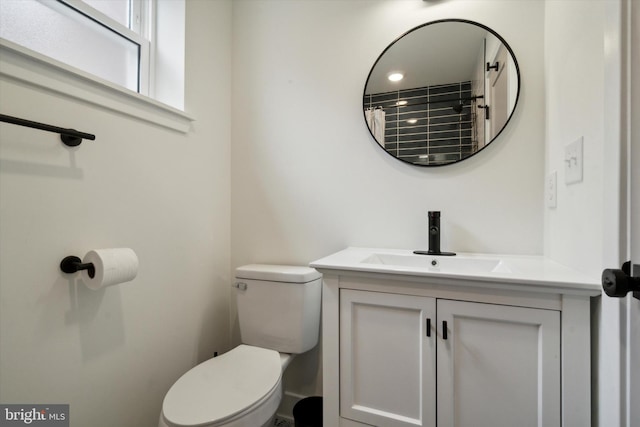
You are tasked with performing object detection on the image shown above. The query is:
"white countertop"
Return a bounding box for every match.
[310,247,601,296]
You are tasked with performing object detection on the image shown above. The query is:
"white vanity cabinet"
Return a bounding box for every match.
[437,299,560,427]
[340,290,437,427]
[339,289,560,427]
[312,248,601,427]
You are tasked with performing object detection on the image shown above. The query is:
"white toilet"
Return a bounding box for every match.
[159,264,322,427]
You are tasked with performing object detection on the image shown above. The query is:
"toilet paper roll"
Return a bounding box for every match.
[81,248,139,290]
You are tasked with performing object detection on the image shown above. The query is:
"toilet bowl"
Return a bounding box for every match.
[159,265,322,427]
[160,345,294,427]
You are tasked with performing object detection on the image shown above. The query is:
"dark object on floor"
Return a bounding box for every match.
[293,396,323,427]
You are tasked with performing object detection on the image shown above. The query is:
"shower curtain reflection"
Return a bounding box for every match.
[364,107,386,147]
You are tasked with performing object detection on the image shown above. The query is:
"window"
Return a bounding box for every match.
[0,0,151,94]
[1,0,187,115]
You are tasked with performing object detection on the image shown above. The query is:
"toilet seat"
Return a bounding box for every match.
[161,345,282,427]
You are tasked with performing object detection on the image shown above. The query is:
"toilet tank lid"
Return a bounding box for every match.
[235,264,321,283]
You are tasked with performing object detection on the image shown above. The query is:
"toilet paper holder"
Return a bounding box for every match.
[60,255,96,278]
[59,248,138,290]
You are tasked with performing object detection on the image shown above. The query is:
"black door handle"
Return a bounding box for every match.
[426,318,431,337]
[442,321,448,340]
[602,261,640,300]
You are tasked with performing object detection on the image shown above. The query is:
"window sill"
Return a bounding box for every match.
[0,40,194,133]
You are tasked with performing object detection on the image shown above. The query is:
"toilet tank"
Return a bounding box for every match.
[235,264,322,354]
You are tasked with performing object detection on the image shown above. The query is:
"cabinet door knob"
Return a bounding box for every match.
[442,321,448,340]
[426,318,431,337]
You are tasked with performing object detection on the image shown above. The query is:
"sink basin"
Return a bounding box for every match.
[310,248,602,293]
[361,253,513,274]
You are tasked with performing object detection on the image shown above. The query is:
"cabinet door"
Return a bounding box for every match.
[340,289,436,427]
[437,300,561,427]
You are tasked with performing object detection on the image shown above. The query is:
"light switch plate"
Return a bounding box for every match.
[565,137,583,184]
[546,171,557,208]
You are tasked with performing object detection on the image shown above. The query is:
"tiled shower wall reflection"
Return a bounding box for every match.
[364,82,476,165]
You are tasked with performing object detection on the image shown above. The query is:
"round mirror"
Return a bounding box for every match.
[363,19,520,166]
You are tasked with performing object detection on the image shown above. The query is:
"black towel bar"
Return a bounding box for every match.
[0,113,96,147]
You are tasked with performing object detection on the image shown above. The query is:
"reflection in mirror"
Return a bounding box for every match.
[364,20,520,166]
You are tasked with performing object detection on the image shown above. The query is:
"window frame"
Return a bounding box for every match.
[60,0,152,95]
[0,0,191,132]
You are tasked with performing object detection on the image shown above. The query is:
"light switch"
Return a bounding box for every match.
[546,171,557,208]
[565,137,583,184]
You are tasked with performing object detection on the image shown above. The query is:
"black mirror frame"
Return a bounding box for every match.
[363,19,521,167]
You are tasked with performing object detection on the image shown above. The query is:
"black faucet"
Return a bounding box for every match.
[428,211,442,254]
[414,211,456,256]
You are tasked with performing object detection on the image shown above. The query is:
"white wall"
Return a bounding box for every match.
[231,0,546,399]
[544,0,609,277]
[231,0,545,270]
[0,1,231,426]
[544,1,627,426]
